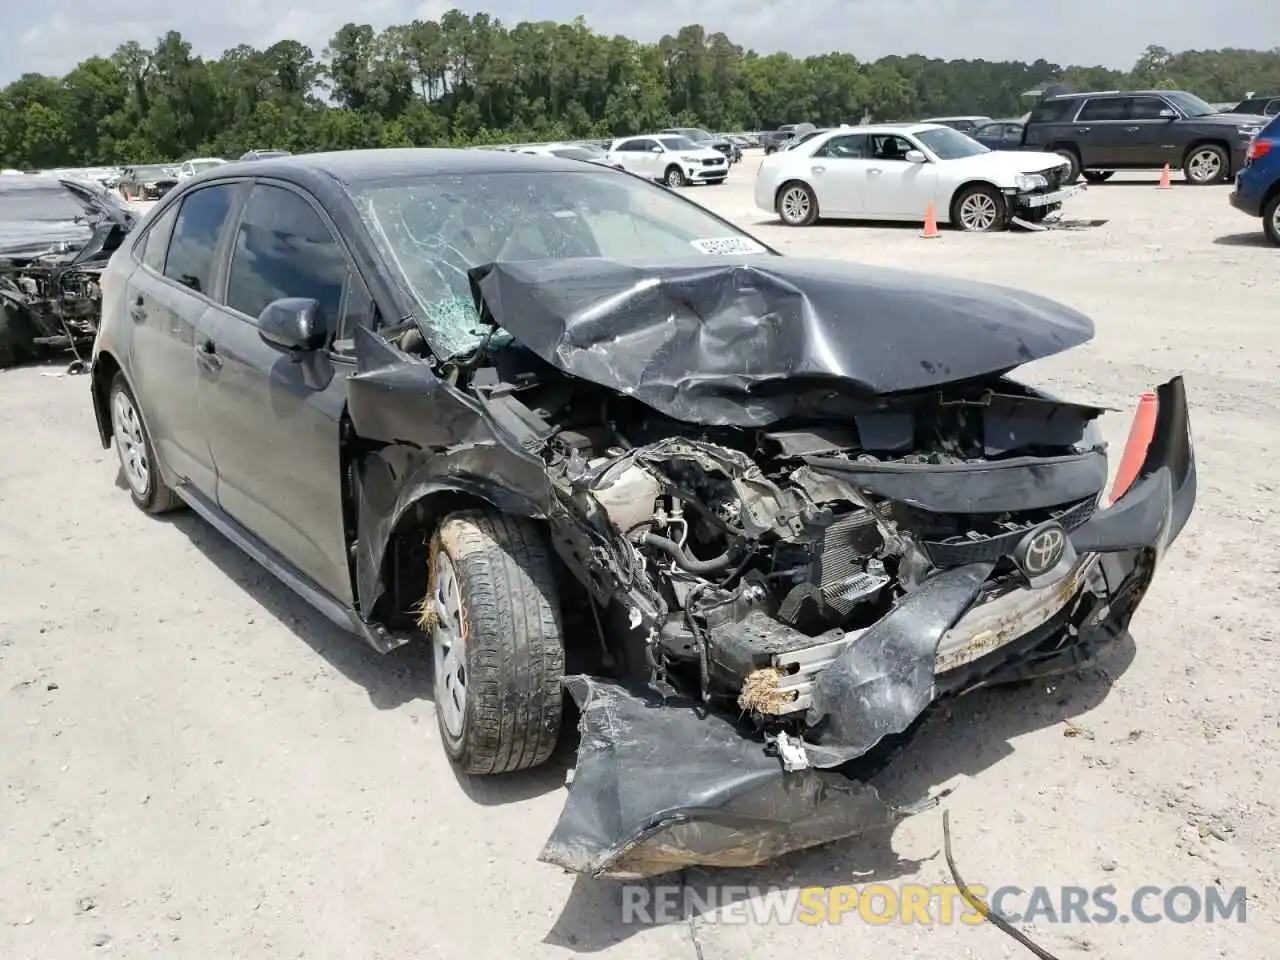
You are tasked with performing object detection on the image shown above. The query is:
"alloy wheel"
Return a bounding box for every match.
[1188,149,1222,183]
[959,192,999,231]
[431,549,468,739]
[111,390,150,496]
[780,186,811,224]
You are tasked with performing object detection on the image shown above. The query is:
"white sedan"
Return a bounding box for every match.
[754,123,1079,231]
[606,135,728,187]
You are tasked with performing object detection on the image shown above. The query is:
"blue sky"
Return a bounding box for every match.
[3,0,1278,84]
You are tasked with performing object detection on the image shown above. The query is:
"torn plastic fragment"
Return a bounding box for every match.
[539,677,921,879]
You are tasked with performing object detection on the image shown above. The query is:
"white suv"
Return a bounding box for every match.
[605,135,728,187]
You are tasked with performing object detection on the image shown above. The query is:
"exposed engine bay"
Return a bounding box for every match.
[0,248,106,361]
[0,178,133,370]
[403,323,1109,726]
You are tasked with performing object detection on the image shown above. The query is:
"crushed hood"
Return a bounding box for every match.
[0,177,133,260]
[469,255,1095,427]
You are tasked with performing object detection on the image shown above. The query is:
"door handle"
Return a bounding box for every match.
[1124,125,1141,132]
[195,338,222,371]
[128,294,146,323]
[810,165,825,173]
[1076,127,1091,134]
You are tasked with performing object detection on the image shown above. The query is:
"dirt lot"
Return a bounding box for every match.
[2,161,1277,959]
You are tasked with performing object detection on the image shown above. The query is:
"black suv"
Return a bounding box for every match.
[1022,90,1269,185]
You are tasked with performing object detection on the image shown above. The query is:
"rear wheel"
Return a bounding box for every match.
[952,184,1008,232]
[776,181,818,226]
[1183,144,1228,185]
[664,165,687,188]
[1263,193,1280,247]
[109,373,182,514]
[428,510,566,775]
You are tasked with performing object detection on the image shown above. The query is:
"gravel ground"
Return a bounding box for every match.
[2,157,1277,959]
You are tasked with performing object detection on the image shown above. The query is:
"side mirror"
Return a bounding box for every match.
[258,297,326,355]
[905,149,927,164]
[1159,108,1177,119]
[651,146,663,153]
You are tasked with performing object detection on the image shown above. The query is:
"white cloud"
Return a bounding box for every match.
[2,0,1278,84]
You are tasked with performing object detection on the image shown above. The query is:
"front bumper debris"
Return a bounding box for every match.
[542,376,1195,878]
[538,677,922,880]
[1016,184,1082,208]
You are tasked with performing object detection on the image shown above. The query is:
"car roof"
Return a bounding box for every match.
[1044,89,1191,100]
[221,147,598,185]
[814,123,939,135]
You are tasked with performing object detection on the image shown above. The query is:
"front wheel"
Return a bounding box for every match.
[109,373,183,514]
[664,165,687,188]
[1263,193,1280,247]
[952,184,1008,232]
[776,181,818,226]
[427,510,566,775]
[1184,144,1229,184]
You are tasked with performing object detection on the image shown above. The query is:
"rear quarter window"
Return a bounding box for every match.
[1029,99,1078,123]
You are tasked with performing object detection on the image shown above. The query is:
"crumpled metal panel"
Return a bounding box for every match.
[539,677,918,880]
[469,255,1095,426]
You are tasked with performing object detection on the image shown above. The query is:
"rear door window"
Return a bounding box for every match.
[224,183,347,330]
[814,134,869,158]
[1078,98,1130,122]
[163,184,236,294]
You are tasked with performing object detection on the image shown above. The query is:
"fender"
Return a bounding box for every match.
[346,325,556,619]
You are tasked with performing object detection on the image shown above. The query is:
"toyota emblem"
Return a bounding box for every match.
[1018,523,1067,577]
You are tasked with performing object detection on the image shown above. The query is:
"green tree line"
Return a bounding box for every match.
[2,13,1279,170]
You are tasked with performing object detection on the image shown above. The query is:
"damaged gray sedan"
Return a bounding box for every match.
[89,149,1196,881]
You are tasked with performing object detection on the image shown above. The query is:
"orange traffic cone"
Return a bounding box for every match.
[1157,163,1172,190]
[1108,392,1159,504]
[920,203,940,238]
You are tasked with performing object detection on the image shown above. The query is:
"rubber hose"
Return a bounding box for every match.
[640,533,732,575]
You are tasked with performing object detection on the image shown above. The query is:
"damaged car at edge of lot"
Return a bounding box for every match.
[1,176,135,369]
[756,123,1081,231]
[88,149,1196,881]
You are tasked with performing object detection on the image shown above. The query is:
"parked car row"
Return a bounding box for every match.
[926,89,1267,187]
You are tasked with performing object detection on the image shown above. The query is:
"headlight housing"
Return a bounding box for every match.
[680,155,701,163]
[1238,124,1263,139]
[1014,172,1049,191]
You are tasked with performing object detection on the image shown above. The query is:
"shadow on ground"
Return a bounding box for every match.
[542,633,1136,952]
[1213,231,1270,247]
[147,491,572,803]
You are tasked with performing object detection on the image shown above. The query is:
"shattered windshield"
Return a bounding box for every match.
[349,169,774,357]
[916,126,989,159]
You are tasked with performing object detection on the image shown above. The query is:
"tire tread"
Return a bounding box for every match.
[435,510,564,775]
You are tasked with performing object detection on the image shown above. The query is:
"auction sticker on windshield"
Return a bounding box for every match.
[690,236,768,255]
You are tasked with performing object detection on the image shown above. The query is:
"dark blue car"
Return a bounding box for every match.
[1229,115,1280,245]
[971,120,1026,151]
